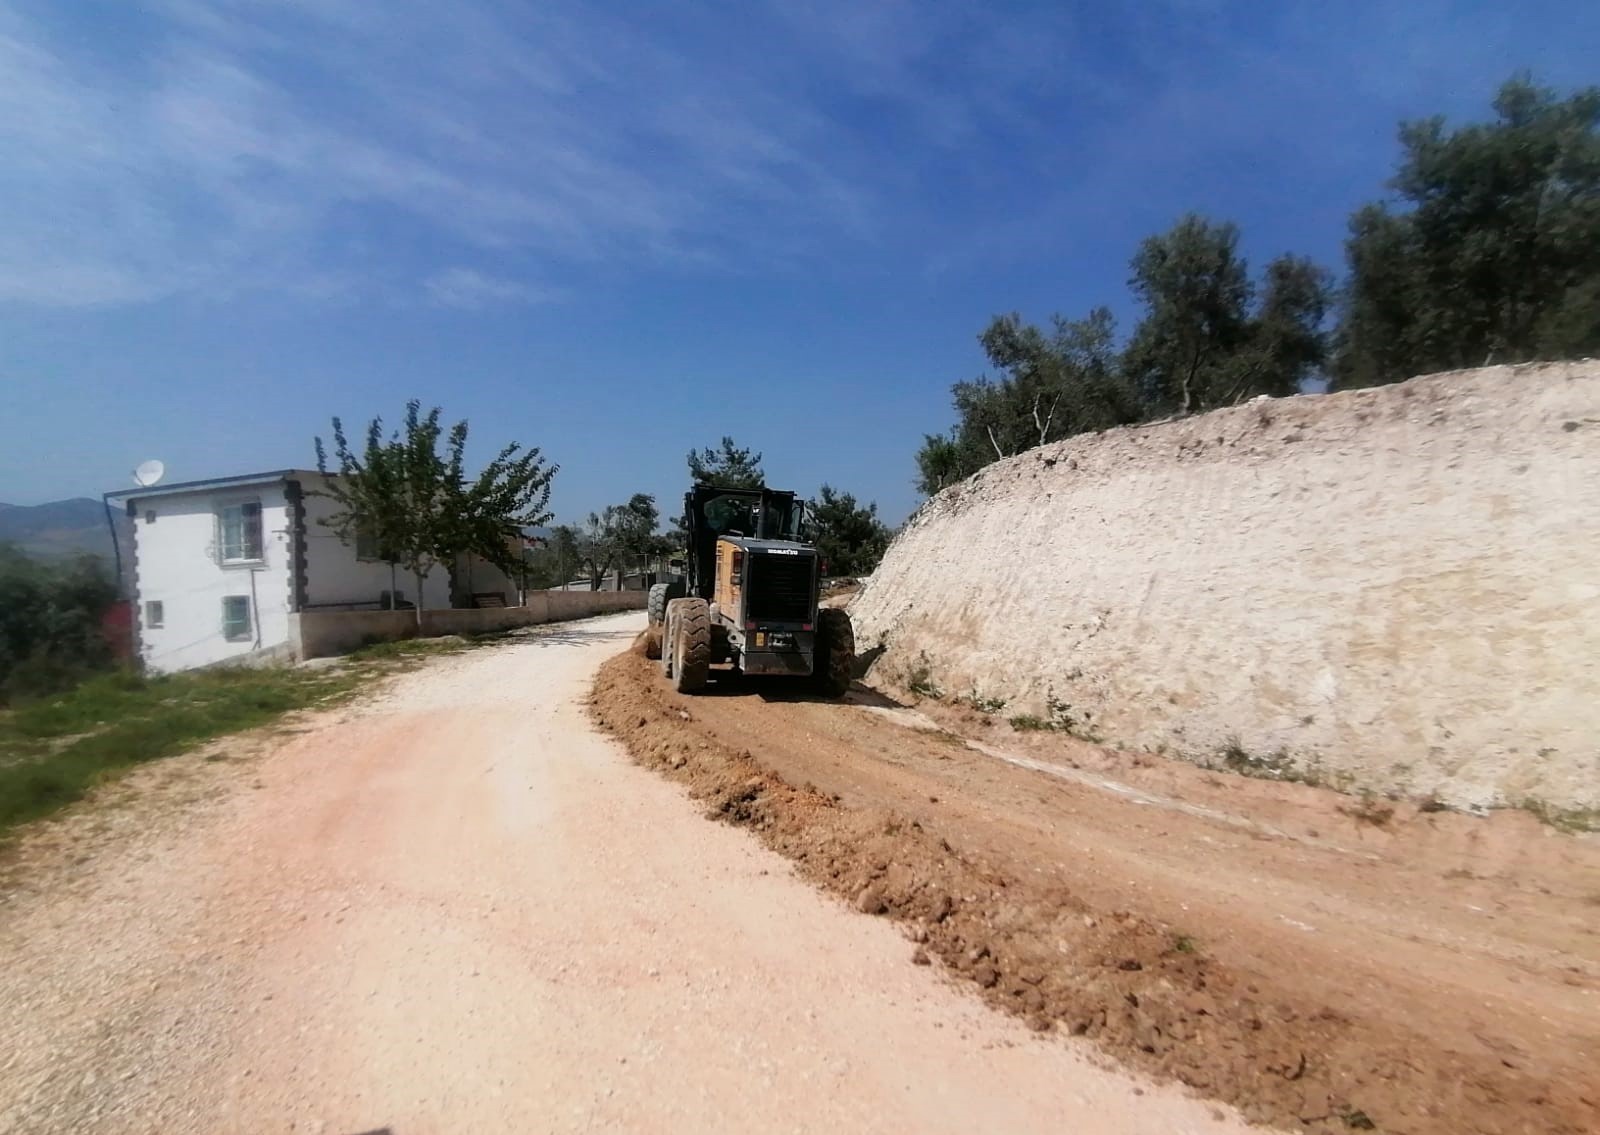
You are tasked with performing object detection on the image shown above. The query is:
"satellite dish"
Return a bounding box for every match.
[133,459,166,487]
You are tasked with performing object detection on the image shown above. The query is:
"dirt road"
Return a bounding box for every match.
[0,614,1246,1134]
[594,646,1600,1135]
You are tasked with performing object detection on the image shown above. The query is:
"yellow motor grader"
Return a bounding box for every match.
[646,485,853,696]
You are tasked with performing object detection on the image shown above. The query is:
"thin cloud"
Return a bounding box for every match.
[9,2,1583,311]
[0,1,896,308]
[424,268,560,310]
[0,0,1120,310]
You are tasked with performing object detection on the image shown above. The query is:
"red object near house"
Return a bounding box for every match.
[102,600,135,664]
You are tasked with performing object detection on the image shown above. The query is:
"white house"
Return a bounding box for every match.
[105,469,517,673]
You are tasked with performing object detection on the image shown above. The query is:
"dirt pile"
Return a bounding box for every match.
[850,361,1600,814]
[592,645,1600,1134]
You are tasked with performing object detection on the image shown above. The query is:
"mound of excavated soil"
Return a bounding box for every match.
[850,361,1600,814]
[592,644,1600,1135]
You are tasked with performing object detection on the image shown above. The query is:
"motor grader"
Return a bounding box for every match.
[646,485,853,696]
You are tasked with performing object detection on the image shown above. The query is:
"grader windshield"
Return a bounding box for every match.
[684,486,804,601]
[701,492,803,540]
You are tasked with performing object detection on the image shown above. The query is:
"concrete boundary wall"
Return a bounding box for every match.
[851,362,1600,813]
[289,591,645,660]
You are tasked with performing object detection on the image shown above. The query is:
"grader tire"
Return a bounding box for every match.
[672,598,712,694]
[813,607,855,699]
[647,582,670,626]
[660,601,682,677]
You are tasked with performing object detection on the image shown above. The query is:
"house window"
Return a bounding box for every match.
[217,501,264,563]
[221,596,252,642]
[145,600,164,628]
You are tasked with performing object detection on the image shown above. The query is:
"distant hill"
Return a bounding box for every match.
[0,497,124,562]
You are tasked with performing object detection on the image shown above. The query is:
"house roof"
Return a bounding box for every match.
[104,468,322,503]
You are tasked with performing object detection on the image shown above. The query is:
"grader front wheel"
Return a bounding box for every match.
[647,582,671,626]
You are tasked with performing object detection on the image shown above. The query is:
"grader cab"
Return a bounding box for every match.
[646,485,853,696]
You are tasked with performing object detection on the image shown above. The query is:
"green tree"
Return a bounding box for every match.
[914,432,964,497]
[517,530,585,591]
[1122,215,1253,414]
[1334,75,1600,388]
[515,540,558,591]
[315,401,557,623]
[687,437,765,488]
[0,545,117,702]
[807,485,891,577]
[913,307,1147,495]
[522,525,587,590]
[1122,215,1329,414]
[548,525,583,588]
[573,494,668,590]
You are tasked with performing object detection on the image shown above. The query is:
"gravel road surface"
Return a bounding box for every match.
[0,614,1245,1134]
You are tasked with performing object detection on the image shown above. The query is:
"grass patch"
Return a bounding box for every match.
[1171,933,1199,954]
[1518,798,1600,835]
[906,651,942,699]
[959,690,1008,715]
[346,635,472,660]
[0,638,476,838]
[1006,691,1103,742]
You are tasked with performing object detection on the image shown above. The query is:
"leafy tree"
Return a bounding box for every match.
[687,437,765,488]
[547,525,583,588]
[1334,75,1600,388]
[517,530,581,590]
[513,540,557,591]
[1249,255,1334,391]
[0,545,117,702]
[572,494,669,590]
[914,432,964,497]
[915,215,1330,496]
[1122,215,1253,414]
[315,401,557,622]
[914,307,1147,495]
[664,510,691,556]
[806,486,891,577]
[1123,215,1330,414]
[977,307,1147,449]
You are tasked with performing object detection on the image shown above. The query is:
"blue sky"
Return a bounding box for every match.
[2,0,1596,525]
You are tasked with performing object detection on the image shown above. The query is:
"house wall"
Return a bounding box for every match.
[295,475,451,610]
[289,589,646,659]
[133,485,295,674]
[451,553,519,607]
